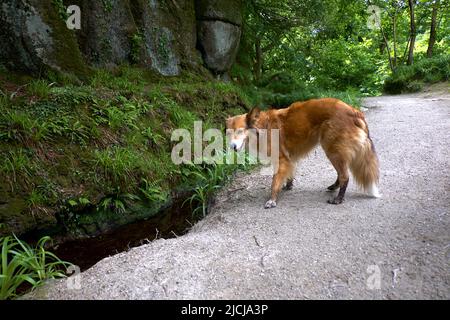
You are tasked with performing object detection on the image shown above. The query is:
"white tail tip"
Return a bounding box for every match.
[368,184,381,198]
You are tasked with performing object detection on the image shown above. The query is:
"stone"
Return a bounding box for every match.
[195,0,243,26]
[0,0,88,76]
[197,20,241,74]
[130,0,201,76]
[73,0,137,67]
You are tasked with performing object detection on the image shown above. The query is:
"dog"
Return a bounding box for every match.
[226,98,380,208]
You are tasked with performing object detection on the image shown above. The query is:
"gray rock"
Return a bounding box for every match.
[0,0,88,76]
[195,0,243,26]
[131,0,201,76]
[74,0,137,67]
[197,20,241,73]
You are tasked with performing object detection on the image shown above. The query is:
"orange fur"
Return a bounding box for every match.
[226,98,380,207]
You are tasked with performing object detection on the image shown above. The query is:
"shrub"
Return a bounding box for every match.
[384,55,450,94]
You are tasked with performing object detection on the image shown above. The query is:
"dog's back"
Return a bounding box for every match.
[275,98,363,160]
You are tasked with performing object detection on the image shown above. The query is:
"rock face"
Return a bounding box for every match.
[195,0,243,75]
[197,21,241,75]
[0,0,243,77]
[195,0,243,25]
[73,0,137,67]
[0,0,88,76]
[130,0,200,76]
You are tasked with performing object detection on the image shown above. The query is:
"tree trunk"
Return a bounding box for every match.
[402,36,411,64]
[407,0,416,65]
[393,14,398,68]
[380,39,386,54]
[254,37,263,82]
[380,25,395,72]
[427,0,439,58]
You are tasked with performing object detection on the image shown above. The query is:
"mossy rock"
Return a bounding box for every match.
[195,0,244,26]
[0,191,58,237]
[70,0,137,67]
[128,0,202,76]
[0,0,89,78]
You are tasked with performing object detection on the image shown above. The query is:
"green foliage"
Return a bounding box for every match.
[240,0,449,97]
[0,150,34,188]
[182,152,255,218]
[155,29,171,67]
[26,190,46,208]
[130,32,144,64]
[51,0,68,21]
[67,197,90,208]
[384,55,450,93]
[0,90,9,108]
[90,66,145,93]
[0,234,70,300]
[98,193,139,214]
[0,110,50,143]
[27,80,53,99]
[101,0,113,13]
[254,71,363,108]
[309,38,385,94]
[94,97,150,131]
[93,146,144,186]
[141,127,165,147]
[139,179,169,203]
[0,64,251,236]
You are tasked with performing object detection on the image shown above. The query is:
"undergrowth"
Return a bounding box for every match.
[0,230,70,300]
[383,55,450,94]
[0,65,252,236]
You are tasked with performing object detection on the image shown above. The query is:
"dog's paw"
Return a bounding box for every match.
[327,197,344,205]
[283,183,293,191]
[264,200,277,209]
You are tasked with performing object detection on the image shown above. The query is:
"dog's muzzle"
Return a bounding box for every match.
[230,139,244,152]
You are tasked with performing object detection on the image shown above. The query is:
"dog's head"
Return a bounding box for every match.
[225,107,261,152]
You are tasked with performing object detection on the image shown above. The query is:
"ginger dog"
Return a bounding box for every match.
[226,98,380,208]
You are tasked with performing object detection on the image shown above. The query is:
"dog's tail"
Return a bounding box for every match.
[350,113,381,198]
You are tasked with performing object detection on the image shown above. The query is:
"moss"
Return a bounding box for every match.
[39,0,90,79]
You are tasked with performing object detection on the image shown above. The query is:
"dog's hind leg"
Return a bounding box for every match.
[324,152,350,205]
[326,178,339,191]
[283,163,296,191]
[283,178,294,190]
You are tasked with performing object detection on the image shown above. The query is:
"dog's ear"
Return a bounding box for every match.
[246,107,261,127]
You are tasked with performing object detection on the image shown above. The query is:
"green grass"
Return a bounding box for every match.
[384,55,450,94]
[26,190,47,208]
[27,80,53,99]
[0,110,50,143]
[93,146,144,187]
[0,233,70,300]
[90,66,146,93]
[182,152,255,218]
[0,150,34,188]
[0,90,9,108]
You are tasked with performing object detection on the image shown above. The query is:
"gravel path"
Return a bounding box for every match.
[29,87,449,300]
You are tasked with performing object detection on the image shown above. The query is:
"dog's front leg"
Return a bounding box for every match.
[265,159,293,209]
